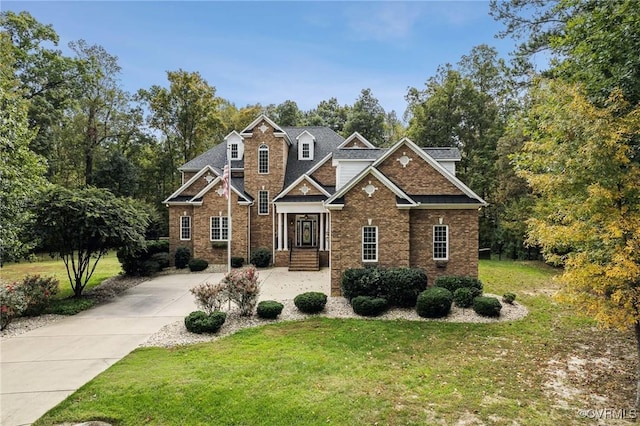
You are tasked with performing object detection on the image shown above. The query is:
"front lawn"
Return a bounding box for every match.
[34,260,637,425]
[0,251,122,299]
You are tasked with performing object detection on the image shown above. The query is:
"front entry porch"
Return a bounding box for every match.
[274,209,330,270]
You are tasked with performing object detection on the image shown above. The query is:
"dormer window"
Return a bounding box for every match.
[258,144,269,174]
[297,130,315,161]
[230,143,239,160]
[301,142,310,159]
[224,131,244,160]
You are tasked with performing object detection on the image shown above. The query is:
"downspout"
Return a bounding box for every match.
[271,201,275,266]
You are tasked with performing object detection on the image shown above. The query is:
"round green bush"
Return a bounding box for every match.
[502,292,517,304]
[188,258,209,272]
[231,257,244,268]
[151,252,170,269]
[175,246,191,269]
[434,276,483,295]
[141,260,161,276]
[453,287,474,308]
[294,292,327,314]
[351,296,388,317]
[416,287,453,318]
[257,300,284,319]
[473,296,502,317]
[250,247,272,268]
[184,310,226,334]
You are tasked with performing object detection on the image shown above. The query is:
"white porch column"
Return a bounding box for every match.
[319,213,325,251]
[283,213,289,250]
[277,213,283,250]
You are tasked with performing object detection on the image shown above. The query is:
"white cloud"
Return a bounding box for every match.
[343,2,425,43]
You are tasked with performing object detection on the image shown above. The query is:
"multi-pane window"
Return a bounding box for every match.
[301,143,310,159]
[230,143,238,160]
[433,225,448,260]
[180,216,191,241]
[258,144,269,174]
[210,216,228,241]
[258,190,269,215]
[362,226,378,262]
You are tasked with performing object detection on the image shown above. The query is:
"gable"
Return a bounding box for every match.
[310,158,336,187]
[376,142,462,196]
[338,132,376,149]
[274,174,330,201]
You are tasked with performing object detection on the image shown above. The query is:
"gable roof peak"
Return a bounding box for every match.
[296,129,316,142]
[224,130,244,141]
[338,132,376,149]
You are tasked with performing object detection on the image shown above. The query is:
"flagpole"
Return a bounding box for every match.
[227,145,232,274]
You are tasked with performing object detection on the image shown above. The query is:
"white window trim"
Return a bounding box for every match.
[258,190,269,215]
[180,216,191,241]
[230,143,239,160]
[301,142,310,159]
[210,216,229,241]
[433,225,449,260]
[258,144,269,174]
[362,226,378,262]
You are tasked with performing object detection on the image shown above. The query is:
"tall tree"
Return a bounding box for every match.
[0,11,77,167]
[306,97,349,132]
[514,80,640,406]
[343,88,386,145]
[138,70,223,187]
[491,0,640,105]
[68,40,137,186]
[31,186,150,297]
[275,100,302,126]
[0,31,48,263]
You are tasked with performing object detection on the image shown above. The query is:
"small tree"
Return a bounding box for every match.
[31,186,149,297]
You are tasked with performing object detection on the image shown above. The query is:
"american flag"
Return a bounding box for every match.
[221,163,230,200]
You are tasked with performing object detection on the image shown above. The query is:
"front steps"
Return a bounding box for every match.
[289,248,320,271]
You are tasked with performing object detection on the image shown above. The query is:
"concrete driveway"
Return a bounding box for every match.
[0,267,329,426]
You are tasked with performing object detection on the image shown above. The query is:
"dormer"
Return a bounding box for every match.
[225,131,245,160]
[297,130,316,161]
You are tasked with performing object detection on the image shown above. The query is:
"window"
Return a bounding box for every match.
[230,143,238,160]
[301,142,310,159]
[433,225,448,260]
[362,226,378,262]
[210,216,228,241]
[258,190,269,215]
[180,216,191,241]
[258,144,269,174]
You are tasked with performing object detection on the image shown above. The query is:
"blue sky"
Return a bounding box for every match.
[5,1,519,117]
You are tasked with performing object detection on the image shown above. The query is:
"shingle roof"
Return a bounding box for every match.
[276,195,327,203]
[423,147,461,161]
[410,195,482,204]
[332,148,387,160]
[281,126,344,188]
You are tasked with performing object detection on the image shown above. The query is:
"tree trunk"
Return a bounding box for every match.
[635,321,640,408]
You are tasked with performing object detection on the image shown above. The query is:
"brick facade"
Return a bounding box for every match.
[166,116,484,296]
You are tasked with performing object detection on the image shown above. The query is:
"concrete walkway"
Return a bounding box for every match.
[0,268,329,426]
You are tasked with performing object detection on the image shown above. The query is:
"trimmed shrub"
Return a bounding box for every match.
[184,311,226,334]
[351,296,388,317]
[453,287,474,309]
[190,282,227,314]
[175,246,191,269]
[341,267,384,301]
[473,296,502,317]
[294,292,327,314]
[20,275,59,316]
[222,267,261,316]
[257,300,284,319]
[0,283,27,330]
[141,260,161,276]
[416,287,453,318]
[434,276,483,296]
[502,293,517,304]
[189,258,209,272]
[150,252,170,269]
[117,240,170,276]
[383,268,428,308]
[250,247,271,268]
[231,257,244,268]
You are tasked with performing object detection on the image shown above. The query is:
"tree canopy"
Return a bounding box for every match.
[31,186,150,297]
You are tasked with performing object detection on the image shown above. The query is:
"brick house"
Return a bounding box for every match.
[164,114,487,295]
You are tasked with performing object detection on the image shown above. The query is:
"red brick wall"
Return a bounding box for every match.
[311,160,336,187]
[330,173,410,295]
[377,143,461,195]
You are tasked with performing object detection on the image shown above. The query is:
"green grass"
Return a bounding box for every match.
[0,251,122,299]
[34,260,637,425]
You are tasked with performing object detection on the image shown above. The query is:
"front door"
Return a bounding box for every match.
[301,220,313,246]
[295,215,317,247]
